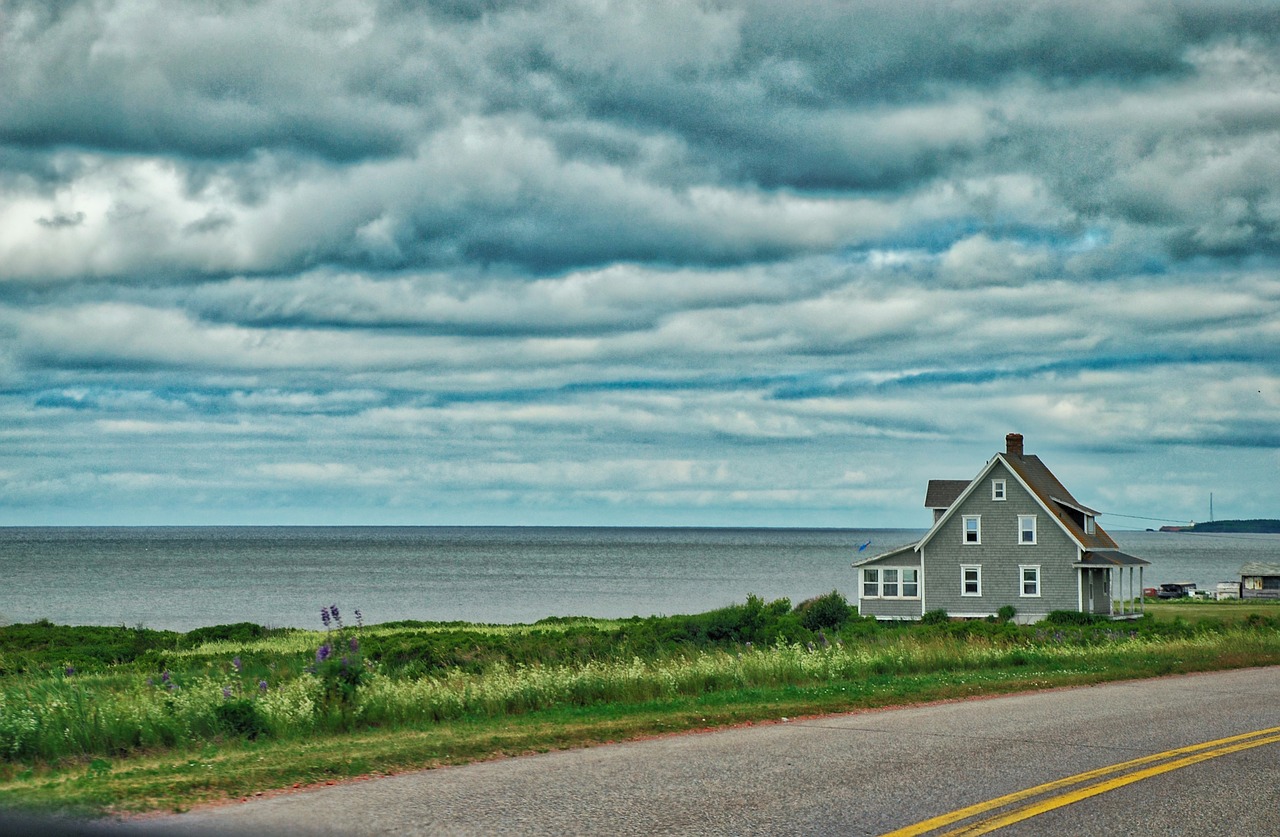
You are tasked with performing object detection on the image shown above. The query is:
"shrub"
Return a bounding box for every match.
[1045,610,1108,626]
[921,609,949,625]
[997,605,1017,623]
[797,590,852,632]
[213,699,270,740]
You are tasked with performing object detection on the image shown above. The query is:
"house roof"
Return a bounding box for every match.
[917,443,1120,554]
[1240,562,1280,577]
[924,480,970,509]
[852,543,918,567]
[1078,550,1150,567]
[1000,453,1119,550]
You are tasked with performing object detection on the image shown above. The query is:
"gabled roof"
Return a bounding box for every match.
[852,542,918,567]
[917,446,1118,553]
[1002,453,1118,550]
[924,480,969,509]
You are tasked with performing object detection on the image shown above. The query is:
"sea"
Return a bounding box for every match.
[2,527,1278,632]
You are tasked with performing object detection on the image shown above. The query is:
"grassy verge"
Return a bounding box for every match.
[2,599,1280,816]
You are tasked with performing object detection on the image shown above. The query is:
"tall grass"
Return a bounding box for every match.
[6,623,1279,766]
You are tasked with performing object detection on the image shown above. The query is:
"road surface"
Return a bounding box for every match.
[29,666,1280,835]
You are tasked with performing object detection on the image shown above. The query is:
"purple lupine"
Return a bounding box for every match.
[354,609,363,628]
[321,607,332,629]
[316,644,332,664]
[232,655,242,672]
[161,670,171,683]
[222,686,233,699]
[349,637,359,653]
[330,604,342,628]
[258,679,269,693]
[340,656,349,669]
[64,666,76,676]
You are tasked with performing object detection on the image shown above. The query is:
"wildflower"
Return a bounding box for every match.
[330,604,342,628]
[161,670,171,683]
[258,680,269,693]
[232,655,242,672]
[349,637,359,653]
[167,682,178,692]
[321,607,332,629]
[316,644,332,664]
[222,686,233,699]
[64,666,75,676]
[354,609,363,628]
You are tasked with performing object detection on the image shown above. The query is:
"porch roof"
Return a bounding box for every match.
[1077,550,1150,567]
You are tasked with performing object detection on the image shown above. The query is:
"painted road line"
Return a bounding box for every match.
[880,725,1280,837]
[940,731,1280,836]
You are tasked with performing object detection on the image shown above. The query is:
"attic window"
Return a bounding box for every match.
[963,515,981,544]
[992,479,1006,501]
[1085,516,1096,535]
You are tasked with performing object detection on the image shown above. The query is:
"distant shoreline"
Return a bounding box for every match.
[1158,519,1280,534]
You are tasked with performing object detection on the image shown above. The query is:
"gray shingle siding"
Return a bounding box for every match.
[859,598,923,620]
[921,462,1080,620]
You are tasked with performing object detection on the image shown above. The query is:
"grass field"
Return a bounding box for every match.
[3,596,1279,816]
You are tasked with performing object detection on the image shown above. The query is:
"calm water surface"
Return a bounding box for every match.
[1,527,1276,631]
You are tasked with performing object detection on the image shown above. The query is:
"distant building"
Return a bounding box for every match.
[1240,563,1280,600]
[855,433,1149,623]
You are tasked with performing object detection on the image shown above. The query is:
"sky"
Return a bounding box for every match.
[2,0,1278,529]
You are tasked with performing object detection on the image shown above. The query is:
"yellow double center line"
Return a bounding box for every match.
[882,725,1280,836]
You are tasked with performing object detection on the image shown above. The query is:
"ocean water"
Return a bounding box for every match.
[1,527,1277,632]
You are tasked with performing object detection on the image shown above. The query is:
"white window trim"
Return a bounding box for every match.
[1019,514,1037,545]
[1020,564,1041,597]
[961,564,982,597]
[962,515,981,545]
[1085,516,1096,535]
[901,567,920,599]
[992,479,1006,501]
[862,568,880,599]
[863,567,920,600]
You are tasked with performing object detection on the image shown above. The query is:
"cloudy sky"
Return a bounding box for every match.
[2,0,1278,528]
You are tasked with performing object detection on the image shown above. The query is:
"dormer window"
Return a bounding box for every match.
[992,479,1006,501]
[1085,515,1096,535]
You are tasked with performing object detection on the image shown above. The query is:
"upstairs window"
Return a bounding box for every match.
[963,515,981,544]
[962,565,982,596]
[1019,515,1037,544]
[1085,516,1096,535]
[992,479,1006,501]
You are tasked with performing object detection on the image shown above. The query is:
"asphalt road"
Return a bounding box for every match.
[36,666,1280,836]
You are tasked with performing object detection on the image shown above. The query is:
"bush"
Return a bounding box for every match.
[797,590,853,632]
[997,605,1017,623]
[1045,610,1109,626]
[213,699,270,740]
[921,609,949,625]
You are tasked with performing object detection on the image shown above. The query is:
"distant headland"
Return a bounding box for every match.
[1158,519,1280,534]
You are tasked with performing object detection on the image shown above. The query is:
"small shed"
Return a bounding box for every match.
[1239,562,1280,600]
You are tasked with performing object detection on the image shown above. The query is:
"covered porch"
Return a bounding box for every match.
[1077,550,1149,620]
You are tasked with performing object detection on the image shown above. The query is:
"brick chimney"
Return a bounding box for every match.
[1005,433,1024,459]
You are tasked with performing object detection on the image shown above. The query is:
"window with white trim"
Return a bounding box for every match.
[902,568,919,598]
[1019,514,1037,544]
[963,515,981,544]
[862,568,879,598]
[961,564,982,596]
[882,568,899,597]
[1085,516,1096,535]
[992,479,1006,501]
[1020,565,1041,597]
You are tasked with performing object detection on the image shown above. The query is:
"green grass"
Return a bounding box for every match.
[2,597,1280,816]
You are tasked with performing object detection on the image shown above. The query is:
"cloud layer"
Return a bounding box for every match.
[2,0,1278,526]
